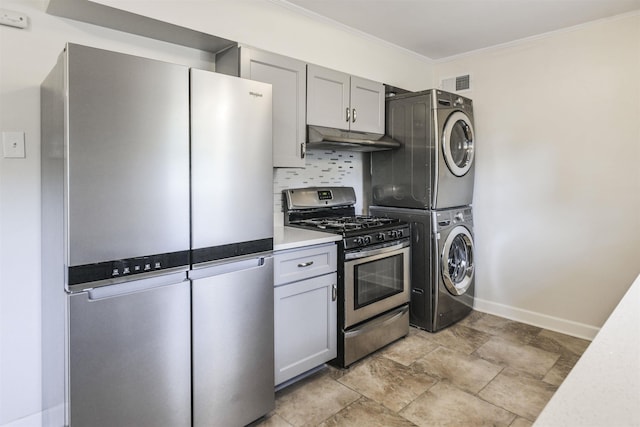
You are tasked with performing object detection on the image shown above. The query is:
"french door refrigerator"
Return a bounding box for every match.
[189,69,274,426]
[41,44,191,426]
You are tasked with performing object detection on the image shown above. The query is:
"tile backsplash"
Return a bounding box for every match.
[273,149,364,226]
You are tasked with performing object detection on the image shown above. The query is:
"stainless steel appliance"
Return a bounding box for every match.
[189,69,274,426]
[41,44,275,427]
[283,187,410,367]
[370,89,476,331]
[371,205,475,332]
[41,43,191,426]
[372,89,475,210]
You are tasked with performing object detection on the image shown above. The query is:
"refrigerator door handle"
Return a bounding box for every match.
[86,271,188,300]
[188,256,269,281]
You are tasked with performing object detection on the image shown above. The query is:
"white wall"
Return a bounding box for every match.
[0,1,433,425]
[433,13,640,338]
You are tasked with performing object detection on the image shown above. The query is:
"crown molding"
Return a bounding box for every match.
[268,0,435,65]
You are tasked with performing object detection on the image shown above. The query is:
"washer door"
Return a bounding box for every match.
[441,225,474,296]
[442,111,474,177]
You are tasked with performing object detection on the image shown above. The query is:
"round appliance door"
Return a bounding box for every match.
[441,225,474,296]
[442,111,475,177]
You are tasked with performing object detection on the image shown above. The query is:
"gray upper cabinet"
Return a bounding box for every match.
[307,64,385,134]
[217,46,307,168]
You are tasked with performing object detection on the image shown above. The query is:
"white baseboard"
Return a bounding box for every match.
[473,297,600,341]
[1,412,42,427]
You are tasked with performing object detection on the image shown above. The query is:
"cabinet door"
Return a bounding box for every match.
[240,47,307,167]
[307,64,350,131]
[350,75,385,134]
[274,272,337,385]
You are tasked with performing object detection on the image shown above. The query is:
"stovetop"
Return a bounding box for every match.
[289,215,401,233]
[283,186,410,249]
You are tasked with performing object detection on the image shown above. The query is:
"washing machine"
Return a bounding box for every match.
[370,205,475,332]
[371,89,475,210]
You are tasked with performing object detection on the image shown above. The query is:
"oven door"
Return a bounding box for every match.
[344,240,411,328]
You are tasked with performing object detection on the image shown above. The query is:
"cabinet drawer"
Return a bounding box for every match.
[274,243,337,286]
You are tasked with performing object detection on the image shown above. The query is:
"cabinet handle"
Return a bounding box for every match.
[332,284,337,301]
[352,108,357,123]
[300,142,306,159]
[297,261,314,268]
[345,107,350,122]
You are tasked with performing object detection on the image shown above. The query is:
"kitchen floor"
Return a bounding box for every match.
[256,311,590,427]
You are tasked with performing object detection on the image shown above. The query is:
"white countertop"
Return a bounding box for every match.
[274,226,342,252]
[534,273,640,426]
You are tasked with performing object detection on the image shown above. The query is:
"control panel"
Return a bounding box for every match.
[68,250,189,286]
[345,225,411,250]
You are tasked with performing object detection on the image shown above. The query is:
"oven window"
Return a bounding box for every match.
[354,254,404,309]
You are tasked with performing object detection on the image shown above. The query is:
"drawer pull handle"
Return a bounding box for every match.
[297,261,314,268]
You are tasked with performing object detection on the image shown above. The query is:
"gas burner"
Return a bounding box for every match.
[289,215,401,233]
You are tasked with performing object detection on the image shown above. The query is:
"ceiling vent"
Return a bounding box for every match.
[441,74,471,92]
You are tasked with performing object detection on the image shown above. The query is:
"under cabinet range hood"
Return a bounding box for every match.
[306,125,401,152]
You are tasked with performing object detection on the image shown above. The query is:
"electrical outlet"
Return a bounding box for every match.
[3,131,25,158]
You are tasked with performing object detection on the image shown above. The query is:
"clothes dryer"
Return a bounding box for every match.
[370,205,475,332]
[371,90,475,210]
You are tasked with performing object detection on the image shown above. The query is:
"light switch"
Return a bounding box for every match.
[3,131,25,158]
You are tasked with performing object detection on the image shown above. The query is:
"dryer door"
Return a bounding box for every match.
[441,225,474,295]
[442,111,474,177]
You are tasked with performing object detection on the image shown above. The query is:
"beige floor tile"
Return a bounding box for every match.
[510,417,534,427]
[529,329,590,357]
[463,312,542,344]
[254,412,294,427]
[378,334,439,366]
[275,372,360,426]
[542,353,581,386]
[478,367,557,421]
[419,323,492,355]
[497,321,543,345]
[456,309,486,327]
[337,356,438,412]
[413,346,503,394]
[319,397,417,427]
[474,336,560,378]
[460,311,512,333]
[401,381,516,427]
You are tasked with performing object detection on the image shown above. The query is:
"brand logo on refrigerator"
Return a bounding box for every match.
[249,91,263,98]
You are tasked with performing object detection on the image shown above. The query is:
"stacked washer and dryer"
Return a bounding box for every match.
[370,90,476,332]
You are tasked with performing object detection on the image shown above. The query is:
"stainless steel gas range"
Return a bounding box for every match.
[283,187,411,367]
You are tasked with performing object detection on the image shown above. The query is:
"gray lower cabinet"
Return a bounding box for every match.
[274,243,337,386]
[216,45,307,167]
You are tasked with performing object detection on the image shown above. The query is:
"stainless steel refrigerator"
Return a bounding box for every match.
[41,44,191,426]
[189,69,274,426]
[41,44,275,427]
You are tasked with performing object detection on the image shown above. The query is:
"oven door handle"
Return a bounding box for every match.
[344,240,410,260]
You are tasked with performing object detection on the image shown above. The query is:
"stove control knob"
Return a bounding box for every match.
[364,236,372,245]
[377,232,385,241]
[355,237,365,246]
[396,229,403,238]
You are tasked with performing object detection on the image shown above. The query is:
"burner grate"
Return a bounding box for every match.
[289,215,400,233]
